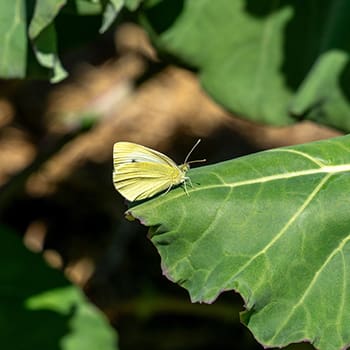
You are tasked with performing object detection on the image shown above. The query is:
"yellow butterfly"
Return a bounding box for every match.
[113,140,203,202]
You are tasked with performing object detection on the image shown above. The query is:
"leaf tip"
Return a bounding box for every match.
[125,209,148,226]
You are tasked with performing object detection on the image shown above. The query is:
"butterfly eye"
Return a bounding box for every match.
[179,164,190,172]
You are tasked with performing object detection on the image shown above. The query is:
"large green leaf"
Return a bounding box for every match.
[0,225,118,350]
[128,134,350,350]
[140,0,350,132]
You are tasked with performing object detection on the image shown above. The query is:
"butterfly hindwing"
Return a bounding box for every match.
[113,170,175,201]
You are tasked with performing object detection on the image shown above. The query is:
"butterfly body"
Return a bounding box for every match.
[113,142,191,202]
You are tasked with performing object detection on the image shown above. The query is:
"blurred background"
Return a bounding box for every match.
[0,2,343,349]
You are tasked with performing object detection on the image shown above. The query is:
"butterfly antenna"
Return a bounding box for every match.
[184,139,202,164]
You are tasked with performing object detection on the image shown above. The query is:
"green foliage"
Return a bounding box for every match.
[0,0,143,82]
[0,225,118,350]
[140,0,350,132]
[2,1,350,348]
[129,134,350,350]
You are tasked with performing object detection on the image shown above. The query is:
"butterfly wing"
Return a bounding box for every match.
[113,142,185,201]
[113,162,178,201]
[114,142,178,167]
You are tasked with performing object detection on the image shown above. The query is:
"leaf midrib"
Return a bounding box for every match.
[132,161,350,211]
[209,162,350,189]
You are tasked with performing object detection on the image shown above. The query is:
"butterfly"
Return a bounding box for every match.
[113,139,204,202]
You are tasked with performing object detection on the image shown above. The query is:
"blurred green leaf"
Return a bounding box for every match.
[0,0,142,81]
[129,134,350,350]
[27,287,118,350]
[71,0,103,15]
[29,0,67,38]
[0,0,27,78]
[125,0,143,11]
[0,225,118,350]
[28,0,68,82]
[100,0,144,33]
[140,0,350,131]
[31,22,68,82]
[100,0,124,33]
[290,50,350,129]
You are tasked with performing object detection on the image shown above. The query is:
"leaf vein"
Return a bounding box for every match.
[223,174,331,291]
[189,187,235,297]
[336,251,346,341]
[271,216,350,341]
[270,149,325,167]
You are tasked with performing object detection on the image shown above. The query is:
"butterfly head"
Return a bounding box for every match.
[179,163,190,172]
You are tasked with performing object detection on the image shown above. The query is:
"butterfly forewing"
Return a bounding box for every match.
[114,142,178,167]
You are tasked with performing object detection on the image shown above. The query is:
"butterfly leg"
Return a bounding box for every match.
[186,176,193,188]
[185,181,189,196]
[182,177,193,196]
[162,184,174,196]
[161,178,192,198]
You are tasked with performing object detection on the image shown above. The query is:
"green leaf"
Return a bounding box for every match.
[99,0,144,33]
[0,0,27,78]
[27,287,117,350]
[125,0,143,11]
[140,0,350,132]
[72,0,103,15]
[100,0,124,33]
[28,0,68,82]
[0,225,118,350]
[31,22,68,82]
[28,0,67,38]
[290,50,350,130]
[129,134,350,350]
